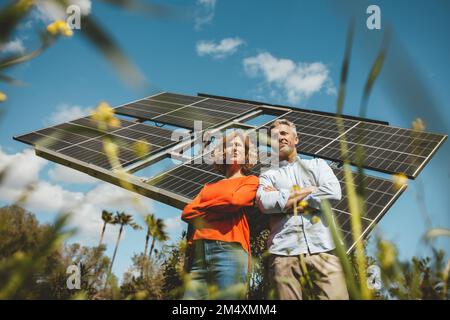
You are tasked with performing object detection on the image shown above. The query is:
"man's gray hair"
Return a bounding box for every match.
[269,119,298,137]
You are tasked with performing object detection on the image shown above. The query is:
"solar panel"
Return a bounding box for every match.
[150,92,205,105]
[155,106,236,130]
[14,115,176,169]
[150,163,223,199]
[146,157,406,252]
[114,92,259,129]
[115,99,188,120]
[264,110,447,178]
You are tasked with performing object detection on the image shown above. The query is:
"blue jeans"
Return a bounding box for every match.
[183,240,249,300]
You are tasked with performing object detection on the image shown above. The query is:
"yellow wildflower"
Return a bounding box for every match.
[92,102,114,122]
[412,118,425,132]
[392,173,408,190]
[46,20,73,37]
[108,117,121,129]
[133,140,150,158]
[298,199,309,215]
[298,200,308,208]
[13,251,26,261]
[311,215,321,224]
[0,91,7,102]
[134,290,147,300]
[103,140,119,159]
[91,101,121,130]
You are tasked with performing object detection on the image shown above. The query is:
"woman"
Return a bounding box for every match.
[181,130,258,300]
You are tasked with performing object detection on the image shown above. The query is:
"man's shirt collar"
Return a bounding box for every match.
[279,155,301,168]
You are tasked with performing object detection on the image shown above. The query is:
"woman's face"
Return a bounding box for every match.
[225,135,246,165]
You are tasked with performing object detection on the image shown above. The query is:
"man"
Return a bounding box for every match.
[256,119,349,300]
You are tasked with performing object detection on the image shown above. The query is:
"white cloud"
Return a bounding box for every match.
[24,180,83,213]
[48,164,97,184]
[0,39,25,54]
[196,37,245,59]
[243,52,335,104]
[0,147,47,189]
[34,0,92,22]
[195,0,216,30]
[46,104,92,125]
[0,147,155,245]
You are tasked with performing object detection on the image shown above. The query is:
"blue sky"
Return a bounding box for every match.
[0,0,449,282]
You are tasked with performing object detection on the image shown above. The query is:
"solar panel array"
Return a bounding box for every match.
[115,92,258,130]
[13,91,446,253]
[18,91,443,179]
[264,110,447,178]
[147,156,406,251]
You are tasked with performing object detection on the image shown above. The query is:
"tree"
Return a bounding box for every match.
[120,253,165,300]
[160,231,188,299]
[144,214,169,260]
[63,243,111,299]
[0,205,50,259]
[0,205,116,299]
[0,205,74,299]
[107,212,141,284]
[99,210,115,247]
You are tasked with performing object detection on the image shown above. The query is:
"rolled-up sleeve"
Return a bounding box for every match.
[305,159,342,209]
[256,173,290,214]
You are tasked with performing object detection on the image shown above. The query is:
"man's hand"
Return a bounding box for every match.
[284,186,316,213]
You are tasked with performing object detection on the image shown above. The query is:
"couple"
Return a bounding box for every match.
[181,119,349,300]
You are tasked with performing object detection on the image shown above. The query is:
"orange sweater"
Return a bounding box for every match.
[181,175,259,253]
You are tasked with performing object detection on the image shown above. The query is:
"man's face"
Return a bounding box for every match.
[271,124,299,161]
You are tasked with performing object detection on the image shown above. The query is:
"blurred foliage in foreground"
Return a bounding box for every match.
[0,205,448,300]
